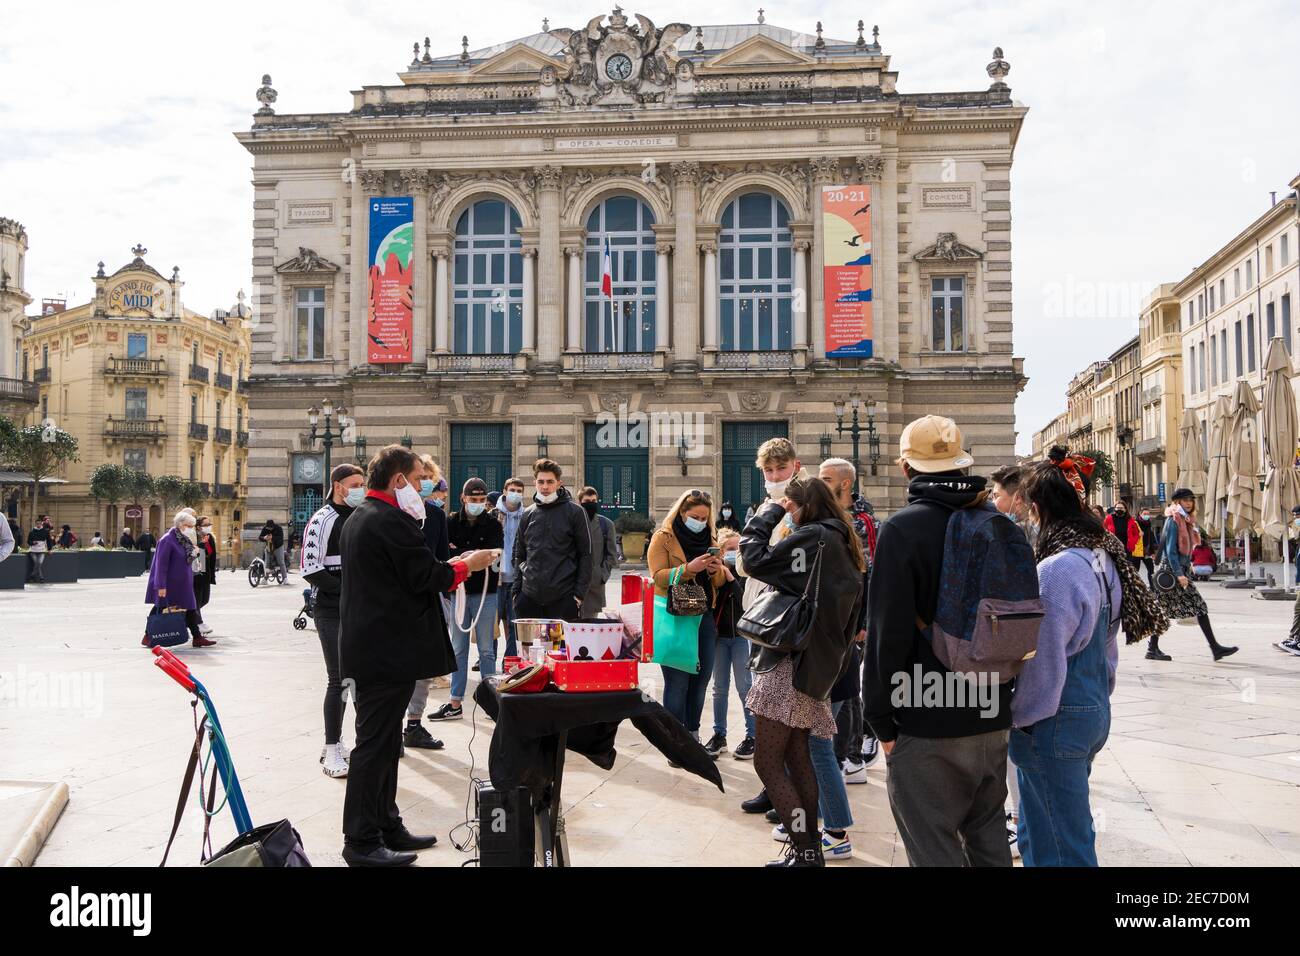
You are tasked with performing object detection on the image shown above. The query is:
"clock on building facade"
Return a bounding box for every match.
[605,53,633,81]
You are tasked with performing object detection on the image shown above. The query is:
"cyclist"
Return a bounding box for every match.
[259,518,288,584]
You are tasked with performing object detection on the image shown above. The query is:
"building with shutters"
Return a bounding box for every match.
[235,9,1028,526]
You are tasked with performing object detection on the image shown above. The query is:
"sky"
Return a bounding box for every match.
[2,0,1298,454]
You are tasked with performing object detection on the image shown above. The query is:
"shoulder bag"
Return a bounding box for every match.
[735,531,825,653]
[667,560,709,616]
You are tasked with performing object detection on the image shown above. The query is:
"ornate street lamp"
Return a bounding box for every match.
[537,433,549,459]
[353,435,368,466]
[307,399,347,500]
[833,396,881,494]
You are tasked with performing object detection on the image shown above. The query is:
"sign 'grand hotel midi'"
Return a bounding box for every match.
[236,8,1027,524]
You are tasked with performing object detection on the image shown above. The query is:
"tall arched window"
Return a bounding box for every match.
[719,192,794,351]
[453,199,524,354]
[584,196,656,352]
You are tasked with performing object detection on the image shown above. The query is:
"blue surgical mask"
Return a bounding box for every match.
[466,502,486,517]
[345,487,366,508]
[505,491,523,506]
[432,497,446,509]
[419,479,435,498]
[684,516,707,534]
[723,552,737,565]
[782,514,796,530]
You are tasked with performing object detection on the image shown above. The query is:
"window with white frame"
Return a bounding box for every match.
[453,199,523,354]
[931,277,966,352]
[125,388,147,420]
[583,196,656,352]
[718,192,794,351]
[295,287,327,360]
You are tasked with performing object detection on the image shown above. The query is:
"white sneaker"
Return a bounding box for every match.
[321,743,349,778]
[822,831,853,861]
[1007,812,1020,859]
[199,623,214,636]
[842,758,867,784]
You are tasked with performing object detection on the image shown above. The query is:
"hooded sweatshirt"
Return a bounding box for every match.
[863,471,1014,742]
[511,485,593,606]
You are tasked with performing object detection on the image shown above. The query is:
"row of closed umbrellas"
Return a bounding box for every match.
[1176,337,1300,584]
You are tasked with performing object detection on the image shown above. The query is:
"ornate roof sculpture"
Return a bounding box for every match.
[914,233,984,262]
[274,247,341,274]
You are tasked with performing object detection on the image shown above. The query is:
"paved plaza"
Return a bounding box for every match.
[2,568,1299,867]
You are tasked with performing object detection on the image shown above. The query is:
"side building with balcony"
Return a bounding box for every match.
[1137,283,1183,510]
[14,246,251,543]
[0,218,38,421]
[235,11,1029,524]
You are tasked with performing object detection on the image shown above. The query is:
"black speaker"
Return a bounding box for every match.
[476,783,535,867]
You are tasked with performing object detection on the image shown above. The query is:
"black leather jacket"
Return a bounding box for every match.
[739,505,863,701]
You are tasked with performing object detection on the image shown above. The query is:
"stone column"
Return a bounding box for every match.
[671,161,700,371]
[655,242,671,353]
[535,165,563,370]
[878,149,898,364]
[522,247,537,354]
[701,241,718,351]
[350,169,385,369]
[565,246,582,352]
[433,248,450,354]
[794,239,810,350]
[401,169,430,368]
[809,157,840,366]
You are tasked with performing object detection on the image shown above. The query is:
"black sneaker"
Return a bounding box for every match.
[403,724,444,750]
[741,789,773,814]
[733,737,756,760]
[471,660,480,672]
[427,703,463,721]
[765,808,781,825]
[860,737,880,768]
[703,733,727,758]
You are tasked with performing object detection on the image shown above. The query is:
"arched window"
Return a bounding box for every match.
[453,199,523,354]
[718,192,794,351]
[584,196,656,352]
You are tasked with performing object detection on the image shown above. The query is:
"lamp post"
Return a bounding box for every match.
[537,433,549,459]
[353,435,368,466]
[819,431,833,460]
[833,397,881,495]
[678,435,690,476]
[307,399,346,501]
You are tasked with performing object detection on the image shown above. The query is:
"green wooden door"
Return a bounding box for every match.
[449,423,514,499]
[582,423,650,524]
[722,420,789,516]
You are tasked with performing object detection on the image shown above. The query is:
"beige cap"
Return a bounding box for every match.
[898,415,974,473]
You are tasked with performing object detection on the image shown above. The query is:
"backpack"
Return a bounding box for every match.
[920,501,1044,681]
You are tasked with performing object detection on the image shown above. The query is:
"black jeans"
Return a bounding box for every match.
[342,679,415,850]
[316,611,346,745]
[513,591,581,623]
[193,575,210,624]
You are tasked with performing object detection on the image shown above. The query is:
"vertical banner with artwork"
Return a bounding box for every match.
[821,184,874,358]
[367,196,414,363]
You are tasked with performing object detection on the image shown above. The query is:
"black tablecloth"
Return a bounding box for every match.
[473,681,724,802]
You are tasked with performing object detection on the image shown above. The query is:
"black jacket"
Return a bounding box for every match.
[448,509,504,593]
[301,500,354,614]
[339,495,457,685]
[423,501,450,561]
[260,523,284,550]
[739,505,862,702]
[863,472,1014,742]
[714,575,746,639]
[512,486,592,606]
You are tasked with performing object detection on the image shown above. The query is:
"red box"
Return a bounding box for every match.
[546,575,654,693]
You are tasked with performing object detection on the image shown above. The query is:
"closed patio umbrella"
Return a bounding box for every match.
[1203,395,1232,538]
[1260,338,1300,587]
[1226,378,1262,577]
[1176,407,1206,499]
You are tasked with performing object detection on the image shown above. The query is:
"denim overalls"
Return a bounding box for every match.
[1009,548,1114,867]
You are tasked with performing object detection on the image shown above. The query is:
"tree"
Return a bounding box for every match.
[179,480,206,510]
[1079,448,1115,499]
[125,470,155,533]
[89,463,129,535]
[5,423,79,521]
[153,475,185,516]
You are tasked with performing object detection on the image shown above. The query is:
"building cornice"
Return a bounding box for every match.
[1170,195,1298,297]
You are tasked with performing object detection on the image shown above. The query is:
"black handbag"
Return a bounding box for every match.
[667,564,709,616]
[1152,561,1179,593]
[735,533,825,653]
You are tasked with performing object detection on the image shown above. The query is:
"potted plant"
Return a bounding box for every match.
[615,512,654,563]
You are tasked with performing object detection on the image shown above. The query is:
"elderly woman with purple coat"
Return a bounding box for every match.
[143,511,216,648]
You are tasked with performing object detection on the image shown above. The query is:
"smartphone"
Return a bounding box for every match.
[707,547,720,556]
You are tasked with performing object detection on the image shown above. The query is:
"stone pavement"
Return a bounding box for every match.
[1,568,1298,867]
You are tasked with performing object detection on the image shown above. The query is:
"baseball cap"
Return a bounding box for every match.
[898,415,974,474]
[462,477,489,496]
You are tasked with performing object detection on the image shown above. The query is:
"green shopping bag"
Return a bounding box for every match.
[651,568,702,673]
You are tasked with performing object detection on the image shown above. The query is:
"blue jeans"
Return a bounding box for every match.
[712,635,756,739]
[809,700,853,830]
[498,579,518,658]
[661,611,718,735]
[450,591,498,701]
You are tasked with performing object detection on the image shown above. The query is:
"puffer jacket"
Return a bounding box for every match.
[511,485,593,606]
[738,505,863,701]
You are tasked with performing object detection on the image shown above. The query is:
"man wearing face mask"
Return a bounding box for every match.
[511,458,592,623]
[579,486,619,618]
[404,454,453,743]
[260,518,287,584]
[428,478,504,722]
[338,444,498,866]
[496,477,527,658]
[302,463,367,779]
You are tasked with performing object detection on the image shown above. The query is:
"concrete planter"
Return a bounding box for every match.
[26,551,79,583]
[0,555,25,589]
[620,532,648,563]
[77,550,148,578]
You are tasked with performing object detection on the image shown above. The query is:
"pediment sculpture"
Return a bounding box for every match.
[548,7,691,107]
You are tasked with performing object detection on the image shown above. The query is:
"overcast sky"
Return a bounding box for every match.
[3,0,1298,454]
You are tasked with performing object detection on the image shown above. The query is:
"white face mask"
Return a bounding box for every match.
[536,490,558,505]
[395,479,427,524]
[765,477,792,498]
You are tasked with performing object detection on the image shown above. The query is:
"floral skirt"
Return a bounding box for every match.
[746,657,837,739]
[1156,575,1208,620]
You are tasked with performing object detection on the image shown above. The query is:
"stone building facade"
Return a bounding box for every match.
[0,218,37,419]
[236,11,1028,526]
[14,246,251,551]
[1137,283,1183,510]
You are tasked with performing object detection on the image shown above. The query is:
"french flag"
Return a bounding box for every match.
[601,237,613,297]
